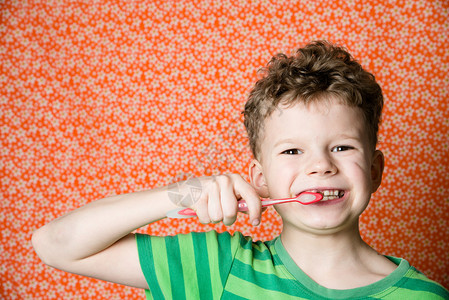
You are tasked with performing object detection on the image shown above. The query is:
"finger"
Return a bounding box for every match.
[232,174,262,226]
[207,179,223,223]
[194,187,211,225]
[219,176,238,226]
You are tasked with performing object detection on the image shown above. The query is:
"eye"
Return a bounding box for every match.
[281,149,302,155]
[331,145,354,152]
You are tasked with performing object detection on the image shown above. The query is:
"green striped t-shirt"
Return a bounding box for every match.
[136,231,448,299]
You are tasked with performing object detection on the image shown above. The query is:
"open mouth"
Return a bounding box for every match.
[303,189,345,202]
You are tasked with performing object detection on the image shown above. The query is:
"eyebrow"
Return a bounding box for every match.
[335,134,361,140]
[272,134,362,148]
[273,138,298,148]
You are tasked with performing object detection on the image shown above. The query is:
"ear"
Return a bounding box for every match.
[370,150,384,193]
[249,159,270,198]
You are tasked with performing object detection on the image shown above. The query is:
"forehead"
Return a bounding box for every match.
[260,99,367,148]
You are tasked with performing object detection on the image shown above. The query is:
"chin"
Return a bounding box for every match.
[285,214,358,235]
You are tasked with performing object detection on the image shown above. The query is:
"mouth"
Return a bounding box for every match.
[299,189,346,202]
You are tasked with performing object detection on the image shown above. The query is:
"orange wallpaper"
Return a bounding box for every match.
[1,0,448,298]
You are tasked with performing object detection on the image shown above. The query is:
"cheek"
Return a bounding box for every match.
[271,159,300,179]
[345,162,373,188]
[267,163,302,195]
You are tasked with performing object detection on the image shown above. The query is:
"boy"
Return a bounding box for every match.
[32,41,449,299]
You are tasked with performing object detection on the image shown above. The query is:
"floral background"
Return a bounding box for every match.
[1,0,448,298]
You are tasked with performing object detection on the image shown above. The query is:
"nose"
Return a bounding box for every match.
[305,151,337,176]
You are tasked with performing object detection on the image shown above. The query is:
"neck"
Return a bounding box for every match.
[279,220,396,289]
[281,220,366,265]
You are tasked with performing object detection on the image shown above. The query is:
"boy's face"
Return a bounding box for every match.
[250,97,384,234]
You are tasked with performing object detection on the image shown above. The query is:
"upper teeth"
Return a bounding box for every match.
[321,190,343,201]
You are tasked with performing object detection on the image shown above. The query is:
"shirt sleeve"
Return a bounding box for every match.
[136,230,241,300]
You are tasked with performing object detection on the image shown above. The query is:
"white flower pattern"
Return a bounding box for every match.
[1,0,448,298]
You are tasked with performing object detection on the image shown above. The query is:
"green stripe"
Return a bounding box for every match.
[237,248,293,279]
[232,259,304,296]
[165,236,186,299]
[144,289,153,300]
[395,275,449,298]
[225,273,305,299]
[178,234,200,299]
[221,290,249,299]
[236,235,292,279]
[216,231,234,289]
[206,231,225,299]
[238,236,272,259]
[135,234,164,299]
[151,237,173,299]
[383,287,448,299]
[238,236,284,267]
[192,232,214,300]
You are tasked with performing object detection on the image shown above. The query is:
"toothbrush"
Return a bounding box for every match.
[166,191,323,218]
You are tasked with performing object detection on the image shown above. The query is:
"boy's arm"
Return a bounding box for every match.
[32,187,174,289]
[31,174,261,289]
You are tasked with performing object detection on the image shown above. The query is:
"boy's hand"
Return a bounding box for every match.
[168,174,262,226]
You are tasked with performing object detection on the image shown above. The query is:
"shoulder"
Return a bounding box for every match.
[387,256,449,299]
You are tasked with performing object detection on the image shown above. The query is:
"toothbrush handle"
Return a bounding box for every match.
[172,200,250,217]
[167,199,281,218]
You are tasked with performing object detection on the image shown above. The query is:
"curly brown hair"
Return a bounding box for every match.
[243,40,383,160]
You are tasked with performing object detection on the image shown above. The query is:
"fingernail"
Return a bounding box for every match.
[252,219,260,226]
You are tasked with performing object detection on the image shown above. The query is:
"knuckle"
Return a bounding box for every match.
[216,174,231,185]
[228,173,239,179]
[209,212,223,223]
[227,173,241,182]
[205,180,218,193]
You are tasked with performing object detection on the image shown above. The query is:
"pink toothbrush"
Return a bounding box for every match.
[166,191,323,218]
